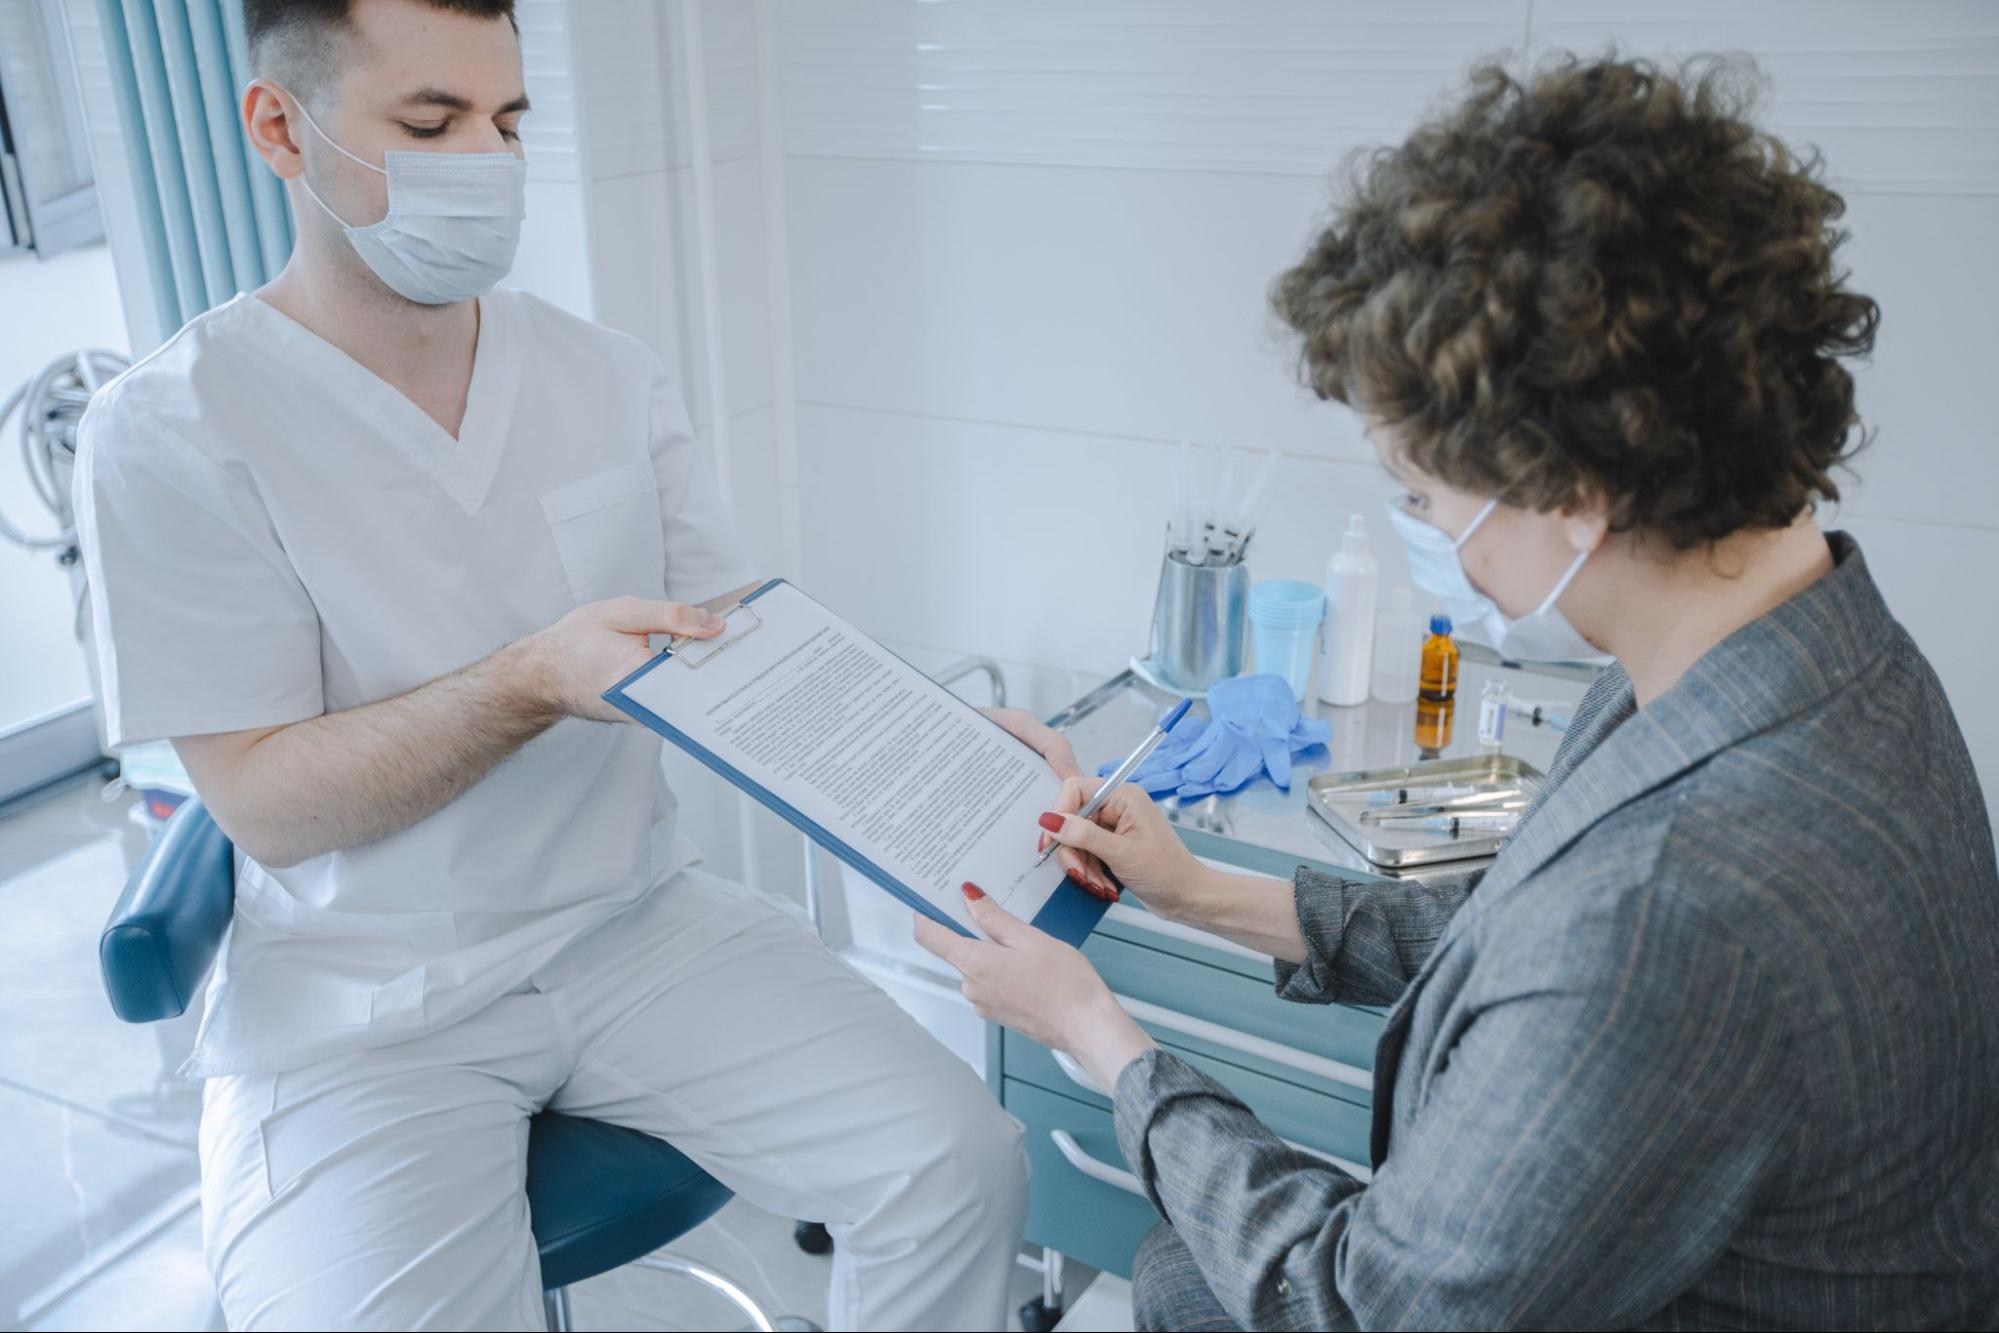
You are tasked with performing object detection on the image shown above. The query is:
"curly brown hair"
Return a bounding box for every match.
[1272,53,1880,550]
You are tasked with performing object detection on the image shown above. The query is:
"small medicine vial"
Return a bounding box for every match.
[1478,679,1508,751]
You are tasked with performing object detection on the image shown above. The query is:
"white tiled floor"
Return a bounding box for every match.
[0,778,209,1331]
[0,777,1113,1332]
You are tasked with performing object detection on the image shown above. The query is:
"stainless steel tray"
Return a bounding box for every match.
[1307,754,1546,868]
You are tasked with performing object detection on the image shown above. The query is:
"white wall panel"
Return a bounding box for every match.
[710,401,787,576]
[780,0,1530,174]
[516,0,586,184]
[1529,0,1999,196]
[787,156,1350,459]
[585,157,775,428]
[1832,193,1999,532]
[567,0,761,179]
[793,402,1403,674]
[507,178,597,319]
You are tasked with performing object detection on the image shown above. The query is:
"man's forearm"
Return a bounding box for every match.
[185,635,559,868]
[176,586,759,869]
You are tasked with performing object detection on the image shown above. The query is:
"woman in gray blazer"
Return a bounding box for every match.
[916,54,1999,1330]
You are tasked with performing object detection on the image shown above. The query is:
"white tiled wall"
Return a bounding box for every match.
[762,0,1999,830]
[1529,0,1999,197]
[778,0,1532,174]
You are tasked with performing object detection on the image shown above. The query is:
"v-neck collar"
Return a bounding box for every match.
[239,290,518,515]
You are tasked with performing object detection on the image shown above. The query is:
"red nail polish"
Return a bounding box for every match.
[1038,812,1065,833]
[961,882,986,900]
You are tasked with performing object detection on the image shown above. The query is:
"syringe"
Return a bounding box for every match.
[1374,810,1520,838]
[1362,784,1481,807]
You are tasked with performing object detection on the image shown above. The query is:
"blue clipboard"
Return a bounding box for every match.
[602,579,1111,947]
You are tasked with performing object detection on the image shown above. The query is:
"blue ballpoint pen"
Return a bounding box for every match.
[1034,698,1194,868]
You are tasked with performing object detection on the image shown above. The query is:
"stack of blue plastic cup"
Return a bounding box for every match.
[1248,580,1326,701]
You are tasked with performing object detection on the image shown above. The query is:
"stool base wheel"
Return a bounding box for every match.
[1018,1294,1064,1332]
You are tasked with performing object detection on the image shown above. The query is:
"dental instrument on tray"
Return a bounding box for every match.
[1036,698,1194,866]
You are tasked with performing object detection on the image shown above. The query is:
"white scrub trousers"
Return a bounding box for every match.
[197,868,1029,1330]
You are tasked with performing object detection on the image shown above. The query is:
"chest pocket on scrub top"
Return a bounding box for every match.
[539,461,667,605]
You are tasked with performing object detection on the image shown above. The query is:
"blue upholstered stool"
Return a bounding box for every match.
[100,798,814,1332]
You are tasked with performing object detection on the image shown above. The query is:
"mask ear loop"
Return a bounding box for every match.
[1532,545,1593,617]
[285,91,387,175]
[294,169,357,230]
[1451,495,1591,623]
[267,83,386,230]
[1450,496,1500,553]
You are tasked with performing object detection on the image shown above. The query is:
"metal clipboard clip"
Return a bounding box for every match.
[670,600,763,669]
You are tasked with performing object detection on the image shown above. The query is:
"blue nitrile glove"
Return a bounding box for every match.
[1099,674,1332,799]
[1175,738,1267,799]
[1125,718,1210,794]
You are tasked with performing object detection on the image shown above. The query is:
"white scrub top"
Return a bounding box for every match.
[75,288,755,1077]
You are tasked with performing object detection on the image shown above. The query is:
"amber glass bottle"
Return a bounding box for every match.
[1419,614,1459,702]
[1415,697,1455,755]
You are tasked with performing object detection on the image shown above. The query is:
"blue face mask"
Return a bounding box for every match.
[288,92,526,306]
[1384,495,1602,664]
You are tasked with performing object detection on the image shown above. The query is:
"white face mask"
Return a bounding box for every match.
[1384,494,1603,664]
[288,93,526,306]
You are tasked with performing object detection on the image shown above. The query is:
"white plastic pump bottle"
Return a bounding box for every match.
[1319,513,1378,706]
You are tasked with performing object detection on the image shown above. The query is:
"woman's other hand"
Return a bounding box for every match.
[914,884,1155,1090]
[980,706,1082,779]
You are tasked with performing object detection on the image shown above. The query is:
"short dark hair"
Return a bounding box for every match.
[1272,53,1880,551]
[246,0,518,101]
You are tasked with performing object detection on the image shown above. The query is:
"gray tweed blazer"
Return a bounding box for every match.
[1111,532,1999,1330]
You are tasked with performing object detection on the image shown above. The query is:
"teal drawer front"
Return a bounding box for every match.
[1003,1030,1374,1174]
[1079,931,1384,1098]
[1005,1079,1160,1278]
[1096,899,1289,984]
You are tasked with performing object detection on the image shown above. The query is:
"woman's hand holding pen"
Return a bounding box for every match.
[980,707,1119,900]
[1039,777,1219,923]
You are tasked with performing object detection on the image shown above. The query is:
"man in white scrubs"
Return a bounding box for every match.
[74,1,1050,1327]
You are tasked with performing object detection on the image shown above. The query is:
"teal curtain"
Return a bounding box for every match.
[94,0,292,333]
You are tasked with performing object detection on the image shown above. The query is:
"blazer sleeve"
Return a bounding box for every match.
[1115,875,1795,1331]
[1267,665,1630,1009]
[1271,866,1479,1007]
